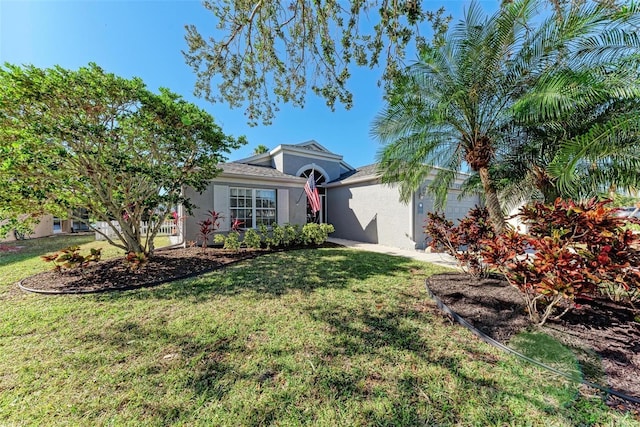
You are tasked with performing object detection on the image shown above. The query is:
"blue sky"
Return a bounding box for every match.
[1,0,497,168]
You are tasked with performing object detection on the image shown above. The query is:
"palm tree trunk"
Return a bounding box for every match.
[478,166,506,233]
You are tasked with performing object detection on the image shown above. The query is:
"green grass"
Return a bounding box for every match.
[0,235,637,426]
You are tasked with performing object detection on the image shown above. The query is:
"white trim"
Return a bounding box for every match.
[229,187,278,229]
[234,140,356,173]
[234,151,272,164]
[325,175,381,188]
[325,168,472,188]
[217,173,306,186]
[271,144,344,163]
[296,139,332,152]
[295,164,330,182]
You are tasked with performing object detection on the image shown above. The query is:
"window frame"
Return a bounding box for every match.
[229,187,277,229]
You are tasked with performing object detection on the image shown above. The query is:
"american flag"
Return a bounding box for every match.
[304,175,321,214]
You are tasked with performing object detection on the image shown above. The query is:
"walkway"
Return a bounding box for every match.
[327,237,459,269]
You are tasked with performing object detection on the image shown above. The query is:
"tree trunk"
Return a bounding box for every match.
[478,166,506,234]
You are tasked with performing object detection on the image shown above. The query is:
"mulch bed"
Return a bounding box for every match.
[427,272,640,414]
[18,246,265,294]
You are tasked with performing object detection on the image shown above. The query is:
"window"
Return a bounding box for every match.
[230,187,277,228]
[53,217,63,233]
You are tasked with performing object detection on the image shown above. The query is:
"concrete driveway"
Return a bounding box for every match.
[327,237,459,269]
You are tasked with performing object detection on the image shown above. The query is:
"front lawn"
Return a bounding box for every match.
[0,236,634,425]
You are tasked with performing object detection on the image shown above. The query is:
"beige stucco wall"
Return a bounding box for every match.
[1,214,55,242]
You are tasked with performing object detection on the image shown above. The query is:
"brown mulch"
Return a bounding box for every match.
[427,272,640,414]
[18,246,266,294]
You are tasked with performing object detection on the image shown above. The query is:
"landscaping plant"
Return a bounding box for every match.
[198,210,223,250]
[0,63,245,254]
[124,251,148,272]
[242,228,262,249]
[41,245,102,273]
[301,223,335,246]
[222,232,241,252]
[482,198,640,325]
[424,207,494,277]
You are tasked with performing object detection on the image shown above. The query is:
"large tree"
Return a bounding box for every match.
[183,0,450,126]
[372,0,640,232]
[0,63,245,254]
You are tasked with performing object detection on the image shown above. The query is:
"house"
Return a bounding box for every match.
[0,211,91,242]
[181,140,481,250]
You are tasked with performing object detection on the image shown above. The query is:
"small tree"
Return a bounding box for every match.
[0,63,245,254]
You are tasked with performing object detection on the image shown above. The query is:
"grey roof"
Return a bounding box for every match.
[331,163,381,183]
[220,162,301,180]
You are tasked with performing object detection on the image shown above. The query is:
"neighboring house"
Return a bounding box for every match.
[1,211,91,242]
[182,140,482,251]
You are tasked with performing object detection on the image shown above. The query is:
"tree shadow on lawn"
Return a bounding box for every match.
[77,319,244,423]
[302,300,592,425]
[96,248,422,302]
[72,251,602,425]
[76,299,578,425]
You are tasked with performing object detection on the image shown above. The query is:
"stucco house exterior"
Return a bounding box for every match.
[181,140,481,250]
[1,211,90,242]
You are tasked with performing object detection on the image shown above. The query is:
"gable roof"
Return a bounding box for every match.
[233,140,355,179]
[280,140,334,154]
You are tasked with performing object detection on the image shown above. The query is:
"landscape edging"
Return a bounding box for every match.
[424,279,640,406]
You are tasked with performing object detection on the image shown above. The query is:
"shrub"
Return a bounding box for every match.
[199,210,223,250]
[258,224,271,248]
[283,223,301,246]
[243,228,262,249]
[424,207,495,277]
[41,246,102,273]
[223,231,241,252]
[301,223,335,245]
[270,223,286,247]
[482,198,640,325]
[124,251,148,271]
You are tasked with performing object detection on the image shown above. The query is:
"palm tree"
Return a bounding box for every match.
[468,52,640,210]
[253,144,269,155]
[372,0,640,232]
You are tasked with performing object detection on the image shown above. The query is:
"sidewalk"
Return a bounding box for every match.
[327,237,459,269]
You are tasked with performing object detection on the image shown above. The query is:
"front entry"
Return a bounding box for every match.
[299,169,326,223]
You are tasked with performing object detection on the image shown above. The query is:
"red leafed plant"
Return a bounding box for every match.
[41,245,102,274]
[424,207,495,277]
[230,218,244,232]
[198,210,223,251]
[482,198,640,325]
[125,251,148,271]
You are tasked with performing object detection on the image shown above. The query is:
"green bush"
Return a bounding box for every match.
[302,223,335,245]
[223,232,241,252]
[270,223,286,247]
[212,223,334,251]
[243,228,262,249]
